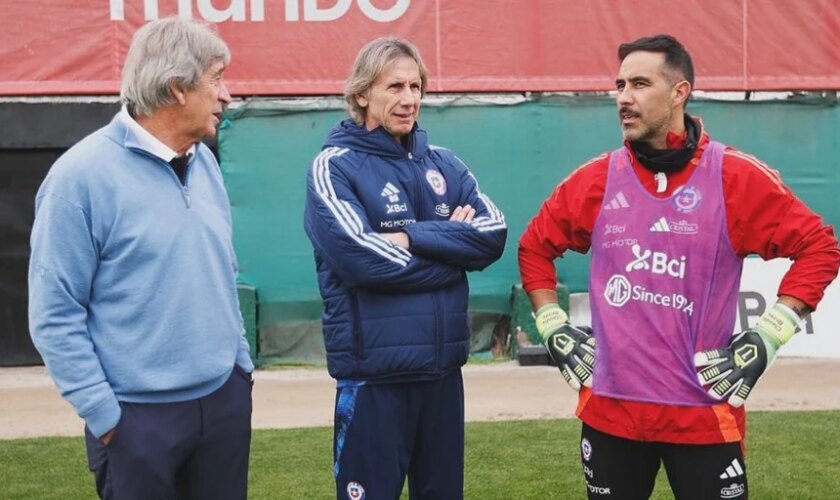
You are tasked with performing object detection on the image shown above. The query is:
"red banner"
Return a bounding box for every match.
[1,0,838,95]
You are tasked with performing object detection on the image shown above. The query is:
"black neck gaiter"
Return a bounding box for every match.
[629,115,699,174]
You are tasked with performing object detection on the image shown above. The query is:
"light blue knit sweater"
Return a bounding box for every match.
[29,113,253,438]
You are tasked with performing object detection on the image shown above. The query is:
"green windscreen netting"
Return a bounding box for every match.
[220,94,840,364]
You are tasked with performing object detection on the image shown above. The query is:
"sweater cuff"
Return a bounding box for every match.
[83,396,122,439]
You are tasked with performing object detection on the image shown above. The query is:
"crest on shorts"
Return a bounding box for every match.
[581,438,593,461]
[347,481,365,500]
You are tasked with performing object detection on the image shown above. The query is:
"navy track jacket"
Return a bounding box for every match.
[305,119,507,383]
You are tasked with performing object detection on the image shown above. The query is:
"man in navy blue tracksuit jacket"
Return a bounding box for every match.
[304,37,506,500]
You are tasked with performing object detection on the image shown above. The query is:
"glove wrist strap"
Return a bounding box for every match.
[754,303,799,351]
[535,303,569,340]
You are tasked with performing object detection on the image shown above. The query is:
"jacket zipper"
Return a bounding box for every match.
[406,149,441,369]
[408,152,426,220]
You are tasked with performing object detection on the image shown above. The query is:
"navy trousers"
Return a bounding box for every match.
[84,365,253,500]
[333,369,465,500]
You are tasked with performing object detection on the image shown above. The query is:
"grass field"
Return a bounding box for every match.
[1,411,838,499]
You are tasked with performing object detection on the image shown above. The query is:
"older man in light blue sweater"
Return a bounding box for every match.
[28,17,253,500]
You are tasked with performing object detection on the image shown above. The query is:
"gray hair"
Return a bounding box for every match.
[121,17,230,116]
[344,37,429,125]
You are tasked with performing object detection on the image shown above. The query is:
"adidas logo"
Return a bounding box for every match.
[603,192,630,210]
[381,182,400,203]
[650,217,670,232]
[719,458,744,479]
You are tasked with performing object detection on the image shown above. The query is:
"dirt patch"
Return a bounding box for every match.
[2,358,838,440]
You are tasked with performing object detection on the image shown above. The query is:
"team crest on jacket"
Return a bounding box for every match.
[674,185,701,213]
[425,170,447,195]
[346,481,365,499]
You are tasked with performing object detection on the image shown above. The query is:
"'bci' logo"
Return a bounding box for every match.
[386,203,408,214]
[625,244,686,279]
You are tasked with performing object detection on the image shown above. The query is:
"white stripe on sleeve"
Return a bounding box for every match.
[312,147,411,266]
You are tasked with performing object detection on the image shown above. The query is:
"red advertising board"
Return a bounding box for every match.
[1,0,838,95]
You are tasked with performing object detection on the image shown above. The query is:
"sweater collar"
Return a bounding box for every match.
[118,107,195,163]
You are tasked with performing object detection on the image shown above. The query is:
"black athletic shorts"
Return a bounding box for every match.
[580,423,747,499]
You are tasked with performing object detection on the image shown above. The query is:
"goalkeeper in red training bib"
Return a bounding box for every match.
[518,34,840,499]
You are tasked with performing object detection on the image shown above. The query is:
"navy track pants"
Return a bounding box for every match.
[333,369,465,500]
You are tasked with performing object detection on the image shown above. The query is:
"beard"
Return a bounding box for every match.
[620,108,672,144]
